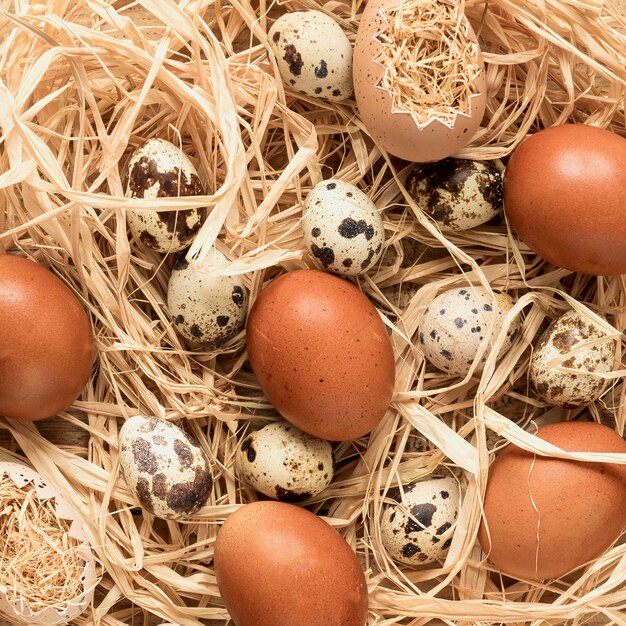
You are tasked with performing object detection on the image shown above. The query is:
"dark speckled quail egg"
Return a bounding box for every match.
[125,138,207,253]
[381,476,459,566]
[406,158,502,231]
[167,248,247,346]
[419,286,521,376]
[235,421,333,502]
[118,415,213,520]
[303,179,384,275]
[268,11,353,101]
[530,310,617,407]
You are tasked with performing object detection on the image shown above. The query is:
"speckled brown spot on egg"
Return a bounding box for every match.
[173,439,194,469]
[132,439,158,475]
[135,477,154,511]
[152,473,168,499]
[283,44,303,75]
[166,466,213,513]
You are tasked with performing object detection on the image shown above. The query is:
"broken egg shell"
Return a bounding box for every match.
[235,421,334,502]
[118,415,213,520]
[353,0,486,162]
[125,138,207,253]
[303,179,385,275]
[418,287,520,376]
[381,476,459,566]
[167,248,247,347]
[530,310,616,408]
[406,158,502,231]
[268,10,353,101]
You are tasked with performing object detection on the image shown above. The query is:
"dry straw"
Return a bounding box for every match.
[0,0,625,624]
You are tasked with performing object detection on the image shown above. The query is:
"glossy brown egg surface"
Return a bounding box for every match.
[214,501,368,626]
[503,124,626,275]
[478,421,626,580]
[246,270,395,441]
[0,255,94,421]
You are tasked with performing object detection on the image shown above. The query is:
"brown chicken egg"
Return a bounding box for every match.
[214,501,368,626]
[478,421,626,581]
[0,255,94,421]
[353,0,486,162]
[504,124,626,275]
[246,269,395,441]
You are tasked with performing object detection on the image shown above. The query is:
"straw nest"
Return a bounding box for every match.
[0,0,625,624]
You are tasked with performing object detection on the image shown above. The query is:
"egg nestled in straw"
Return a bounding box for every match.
[353,0,486,162]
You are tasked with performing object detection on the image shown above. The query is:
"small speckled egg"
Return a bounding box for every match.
[236,421,333,502]
[268,11,353,101]
[419,287,521,376]
[119,415,213,520]
[530,310,616,408]
[125,138,206,253]
[406,158,502,231]
[381,477,459,565]
[303,179,384,275]
[167,248,247,346]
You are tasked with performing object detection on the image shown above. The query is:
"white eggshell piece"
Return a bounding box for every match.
[235,421,333,501]
[125,138,206,253]
[167,247,247,346]
[381,476,459,565]
[303,179,385,275]
[530,310,616,407]
[406,158,502,231]
[119,415,213,520]
[268,11,353,101]
[419,287,521,376]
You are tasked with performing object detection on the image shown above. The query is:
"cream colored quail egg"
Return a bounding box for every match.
[235,421,333,502]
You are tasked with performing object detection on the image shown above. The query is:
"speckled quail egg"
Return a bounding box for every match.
[381,476,459,566]
[406,158,502,231]
[418,286,521,376]
[118,415,213,520]
[125,138,207,253]
[167,247,247,346]
[303,179,384,275]
[235,421,334,502]
[530,310,617,407]
[268,11,353,101]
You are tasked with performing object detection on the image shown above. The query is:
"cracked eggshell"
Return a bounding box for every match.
[418,287,521,376]
[530,310,616,408]
[119,415,213,520]
[268,10,353,101]
[353,0,486,162]
[0,462,97,625]
[381,476,459,565]
[235,421,334,501]
[167,248,247,347]
[125,138,207,253]
[406,158,502,231]
[303,179,384,275]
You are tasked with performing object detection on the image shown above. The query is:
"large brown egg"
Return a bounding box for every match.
[0,255,94,421]
[246,270,395,441]
[214,501,368,626]
[353,0,486,162]
[503,124,626,275]
[478,421,626,580]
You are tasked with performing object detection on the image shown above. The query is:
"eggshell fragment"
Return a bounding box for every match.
[406,158,502,230]
[125,138,207,253]
[167,248,247,346]
[353,0,486,162]
[418,286,520,376]
[503,124,626,275]
[381,476,459,565]
[214,501,368,626]
[478,421,626,580]
[303,179,385,275]
[268,10,353,101]
[530,310,616,407]
[235,421,333,501]
[246,269,395,441]
[119,415,213,520]
[0,255,94,421]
